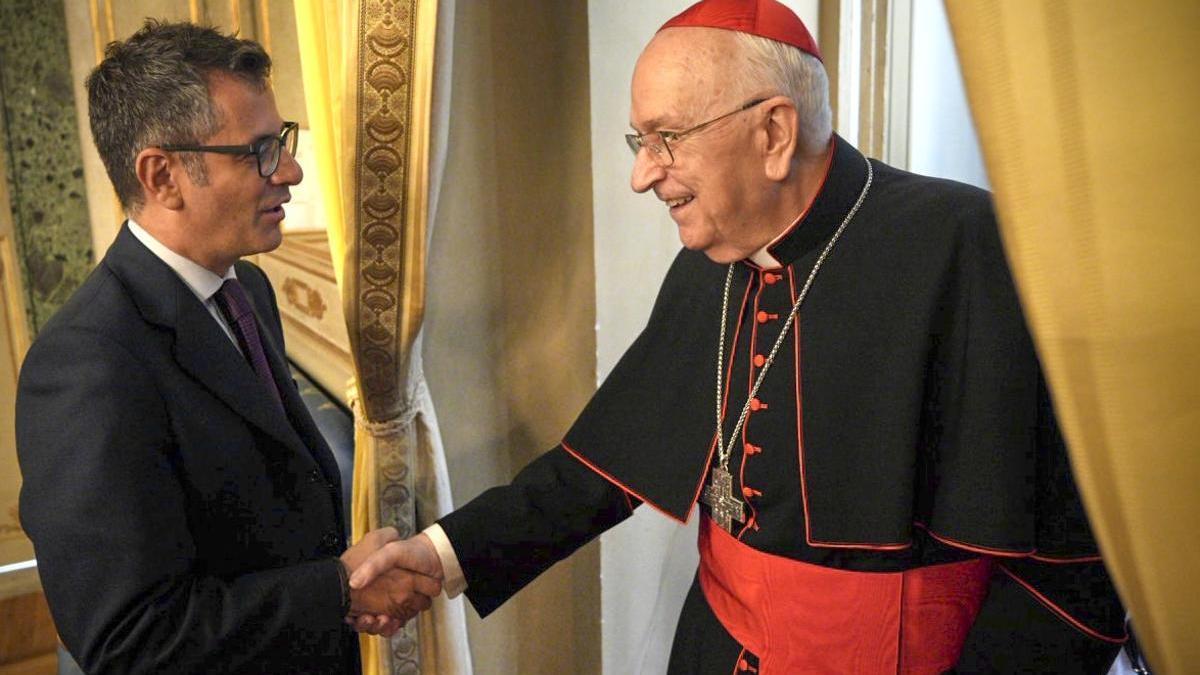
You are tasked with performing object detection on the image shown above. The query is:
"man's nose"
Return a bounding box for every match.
[271,147,304,186]
[630,148,666,194]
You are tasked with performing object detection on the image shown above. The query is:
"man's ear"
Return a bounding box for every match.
[761,97,800,182]
[134,148,185,210]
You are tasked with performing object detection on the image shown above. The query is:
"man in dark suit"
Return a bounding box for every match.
[15,21,440,674]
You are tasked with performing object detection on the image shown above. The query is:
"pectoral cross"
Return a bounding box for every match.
[700,466,745,533]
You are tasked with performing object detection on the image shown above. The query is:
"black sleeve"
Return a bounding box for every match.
[16,328,347,675]
[438,446,636,617]
[931,198,1126,673]
[955,560,1124,674]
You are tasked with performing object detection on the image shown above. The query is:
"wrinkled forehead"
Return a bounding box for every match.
[630,27,738,130]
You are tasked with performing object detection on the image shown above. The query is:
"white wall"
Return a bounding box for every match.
[586,6,692,673]
[906,0,989,189]
[587,3,817,672]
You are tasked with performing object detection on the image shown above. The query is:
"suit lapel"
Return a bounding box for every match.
[240,278,344,491]
[171,289,309,454]
[104,225,309,456]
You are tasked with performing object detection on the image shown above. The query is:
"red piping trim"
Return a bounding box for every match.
[790,266,910,551]
[621,490,635,514]
[918,523,1034,558]
[764,141,836,260]
[804,538,911,551]
[1030,552,1104,563]
[736,275,766,540]
[561,442,688,524]
[722,275,754,427]
[717,274,751,536]
[793,266,811,542]
[691,275,754,524]
[914,522,1101,561]
[559,275,757,526]
[998,563,1127,644]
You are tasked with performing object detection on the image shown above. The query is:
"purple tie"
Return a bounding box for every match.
[214,278,285,412]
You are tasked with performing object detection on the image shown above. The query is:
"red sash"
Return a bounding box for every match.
[698,518,992,674]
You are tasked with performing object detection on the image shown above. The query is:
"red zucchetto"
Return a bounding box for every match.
[659,0,822,62]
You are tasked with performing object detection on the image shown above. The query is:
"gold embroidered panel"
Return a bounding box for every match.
[345,0,431,424]
[342,2,436,671]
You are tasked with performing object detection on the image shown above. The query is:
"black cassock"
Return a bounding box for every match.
[439,136,1125,673]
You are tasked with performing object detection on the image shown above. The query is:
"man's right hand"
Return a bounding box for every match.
[347,565,442,623]
[340,530,443,633]
[349,533,443,591]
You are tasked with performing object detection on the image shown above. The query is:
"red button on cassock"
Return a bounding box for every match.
[749,398,766,411]
[764,273,780,285]
[756,311,779,324]
[744,443,761,455]
[753,354,766,367]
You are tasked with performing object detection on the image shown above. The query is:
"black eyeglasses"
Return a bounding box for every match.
[625,98,767,167]
[162,121,299,178]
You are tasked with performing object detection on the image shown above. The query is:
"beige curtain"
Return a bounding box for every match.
[944,2,1199,673]
[294,1,471,673]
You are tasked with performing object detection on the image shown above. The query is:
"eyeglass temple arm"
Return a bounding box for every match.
[160,143,255,153]
[163,123,295,153]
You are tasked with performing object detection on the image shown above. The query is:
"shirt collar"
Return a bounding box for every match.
[748,221,792,269]
[127,218,236,303]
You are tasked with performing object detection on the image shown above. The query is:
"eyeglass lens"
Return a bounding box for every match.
[256,124,299,177]
[627,132,674,167]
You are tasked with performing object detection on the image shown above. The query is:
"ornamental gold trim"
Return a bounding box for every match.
[349,1,438,672]
[281,276,328,320]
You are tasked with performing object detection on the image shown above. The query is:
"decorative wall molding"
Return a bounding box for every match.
[259,231,354,405]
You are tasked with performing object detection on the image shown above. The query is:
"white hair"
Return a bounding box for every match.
[730,32,833,155]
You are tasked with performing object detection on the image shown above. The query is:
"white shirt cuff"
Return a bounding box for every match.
[423,523,467,598]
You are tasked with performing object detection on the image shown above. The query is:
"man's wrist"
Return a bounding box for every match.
[422,524,467,597]
[335,558,352,617]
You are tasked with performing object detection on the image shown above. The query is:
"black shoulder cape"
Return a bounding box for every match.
[563,135,1100,560]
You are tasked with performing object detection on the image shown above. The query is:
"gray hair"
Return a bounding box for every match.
[85,20,271,212]
[730,32,833,156]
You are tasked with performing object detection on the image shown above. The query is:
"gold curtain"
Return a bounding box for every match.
[944,2,1199,673]
[295,1,471,673]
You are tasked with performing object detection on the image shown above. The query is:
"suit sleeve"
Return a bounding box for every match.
[437,446,636,617]
[16,327,347,675]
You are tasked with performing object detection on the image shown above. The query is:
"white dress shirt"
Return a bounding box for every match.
[127,219,242,353]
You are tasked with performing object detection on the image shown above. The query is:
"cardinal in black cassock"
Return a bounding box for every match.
[355,1,1127,672]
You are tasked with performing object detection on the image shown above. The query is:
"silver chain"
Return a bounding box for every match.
[713,157,874,471]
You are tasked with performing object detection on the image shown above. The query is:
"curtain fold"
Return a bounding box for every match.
[944,3,1199,673]
[295,0,472,672]
[293,1,347,286]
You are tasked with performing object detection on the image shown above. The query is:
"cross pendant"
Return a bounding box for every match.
[700,466,745,533]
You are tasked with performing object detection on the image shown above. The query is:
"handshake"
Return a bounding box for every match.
[339,527,444,637]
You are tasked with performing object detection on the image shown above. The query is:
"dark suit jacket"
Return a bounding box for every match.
[16,225,359,674]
